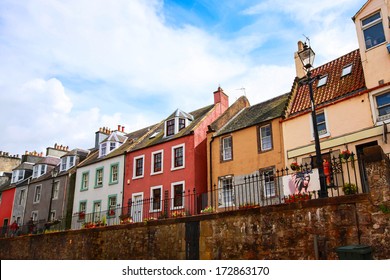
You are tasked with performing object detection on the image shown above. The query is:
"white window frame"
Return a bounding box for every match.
[171,144,185,171]
[341,64,352,77]
[33,164,47,179]
[317,75,328,87]
[218,176,234,208]
[259,124,272,152]
[49,210,56,222]
[374,91,390,122]
[18,188,27,206]
[310,110,330,139]
[133,155,145,179]
[151,150,164,175]
[262,169,276,198]
[52,181,60,200]
[221,136,232,161]
[60,156,76,171]
[361,11,386,50]
[171,181,185,210]
[31,211,38,222]
[95,167,104,188]
[33,185,42,204]
[11,170,25,183]
[150,185,163,212]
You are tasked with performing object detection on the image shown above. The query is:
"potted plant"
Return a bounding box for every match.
[200,206,215,214]
[342,183,357,195]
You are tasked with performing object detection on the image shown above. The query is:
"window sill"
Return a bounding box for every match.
[94,185,103,189]
[170,206,184,210]
[171,166,185,171]
[132,176,144,180]
[151,171,163,176]
[80,188,88,192]
[109,181,118,186]
[149,209,162,213]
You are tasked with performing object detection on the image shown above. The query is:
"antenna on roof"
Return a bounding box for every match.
[236,87,246,96]
[302,34,311,46]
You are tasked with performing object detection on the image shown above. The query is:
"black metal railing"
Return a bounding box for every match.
[1,155,365,237]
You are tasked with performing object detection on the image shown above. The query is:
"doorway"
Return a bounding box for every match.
[131,193,144,223]
[356,141,378,193]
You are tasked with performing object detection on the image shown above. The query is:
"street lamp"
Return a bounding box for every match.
[47,167,59,225]
[298,42,328,198]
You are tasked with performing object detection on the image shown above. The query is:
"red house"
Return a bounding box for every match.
[123,88,229,222]
[0,185,15,236]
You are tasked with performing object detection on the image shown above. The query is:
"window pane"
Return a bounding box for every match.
[363,23,385,49]
[316,113,325,123]
[173,184,183,207]
[221,178,234,206]
[362,12,381,26]
[136,158,143,176]
[222,137,232,160]
[174,147,183,167]
[167,119,175,136]
[152,188,161,210]
[260,125,272,151]
[153,153,162,172]
[376,93,390,107]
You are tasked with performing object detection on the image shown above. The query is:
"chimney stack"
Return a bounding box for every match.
[294,41,306,79]
[213,86,229,112]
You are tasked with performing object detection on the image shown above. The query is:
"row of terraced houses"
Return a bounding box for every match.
[1,0,390,235]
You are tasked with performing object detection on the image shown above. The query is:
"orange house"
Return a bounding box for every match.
[207,93,288,211]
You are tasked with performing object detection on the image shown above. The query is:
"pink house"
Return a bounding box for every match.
[123,88,229,221]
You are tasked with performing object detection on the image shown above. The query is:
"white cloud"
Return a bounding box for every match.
[0,0,367,156]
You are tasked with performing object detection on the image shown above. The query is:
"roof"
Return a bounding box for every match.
[13,162,34,171]
[34,156,60,166]
[215,93,289,137]
[130,104,215,151]
[77,124,156,168]
[287,49,366,117]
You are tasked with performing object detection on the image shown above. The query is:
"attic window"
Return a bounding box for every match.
[317,75,328,87]
[361,11,385,50]
[149,130,161,139]
[341,64,352,77]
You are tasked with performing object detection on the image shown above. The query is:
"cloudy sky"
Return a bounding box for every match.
[0,0,366,157]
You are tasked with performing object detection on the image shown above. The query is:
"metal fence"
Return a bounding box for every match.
[1,154,366,237]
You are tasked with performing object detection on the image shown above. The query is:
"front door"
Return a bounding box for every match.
[93,201,101,222]
[356,141,378,193]
[132,193,143,223]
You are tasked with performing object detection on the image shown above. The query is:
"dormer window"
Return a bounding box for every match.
[341,64,352,77]
[11,170,25,183]
[110,142,116,151]
[179,118,186,131]
[60,156,76,171]
[100,143,107,157]
[32,165,47,178]
[317,75,328,87]
[164,109,194,137]
[361,11,385,50]
[166,119,175,136]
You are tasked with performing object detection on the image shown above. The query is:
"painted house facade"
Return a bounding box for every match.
[353,0,390,150]
[23,146,89,232]
[123,88,229,221]
[207,94,288,211]
[71,126,151,229]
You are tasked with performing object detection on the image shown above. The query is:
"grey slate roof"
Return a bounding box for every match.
[215,93,289,137]
[130,104,215,151]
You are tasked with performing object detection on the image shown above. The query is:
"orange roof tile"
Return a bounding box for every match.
[289,49,366,116]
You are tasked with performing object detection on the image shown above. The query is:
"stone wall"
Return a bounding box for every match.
[1,146,389,260]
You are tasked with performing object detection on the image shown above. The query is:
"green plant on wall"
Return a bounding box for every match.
[342,183,357,195]
[379,204,390,214]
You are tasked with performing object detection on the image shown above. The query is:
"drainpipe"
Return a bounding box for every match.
[208,126,216,208]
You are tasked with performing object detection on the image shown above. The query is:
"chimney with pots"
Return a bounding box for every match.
[95,127,111,149]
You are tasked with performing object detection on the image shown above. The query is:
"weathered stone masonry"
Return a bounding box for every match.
[0,146,389,260]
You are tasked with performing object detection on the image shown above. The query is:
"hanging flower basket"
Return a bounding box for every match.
[340,150,351,160]
[290,162,300,171]
[78,212,85,220]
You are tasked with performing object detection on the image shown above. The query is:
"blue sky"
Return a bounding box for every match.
[0,0,367,157]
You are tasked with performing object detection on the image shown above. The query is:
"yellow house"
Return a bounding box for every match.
[207,93,288,211]
[282,0,390,196]
[353,0,390,143]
